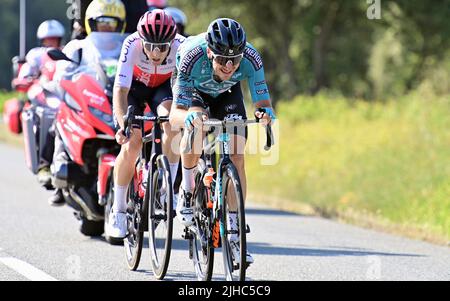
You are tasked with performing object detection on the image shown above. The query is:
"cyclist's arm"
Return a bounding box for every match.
[113,86,130,129]
[246,47,275,119]
[170,68,196,129]
[113,35,138,129]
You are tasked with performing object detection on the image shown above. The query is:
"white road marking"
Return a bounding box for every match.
[0,257,58,281]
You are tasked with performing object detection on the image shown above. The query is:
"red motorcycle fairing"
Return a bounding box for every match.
[60,74,115,137]
[56,101,98,166]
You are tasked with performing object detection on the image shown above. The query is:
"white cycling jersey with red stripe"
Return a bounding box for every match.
[115,32,185,89]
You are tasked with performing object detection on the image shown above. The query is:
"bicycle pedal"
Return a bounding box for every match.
[182,229,193,240]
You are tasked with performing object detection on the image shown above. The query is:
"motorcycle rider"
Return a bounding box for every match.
[49,0,127,206]
[18,20,66,80]
[70,0,148,39]
[16,20,65,190]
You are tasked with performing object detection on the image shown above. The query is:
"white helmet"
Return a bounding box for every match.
[163,7,187,27]
[37,20,65,40]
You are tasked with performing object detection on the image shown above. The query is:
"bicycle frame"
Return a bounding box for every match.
[189,118,273,242]
[123,106,169,197]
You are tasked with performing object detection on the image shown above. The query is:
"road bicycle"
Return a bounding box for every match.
[119,105,174,280]
[183,110,274,281]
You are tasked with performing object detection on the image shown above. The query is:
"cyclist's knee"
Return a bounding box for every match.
[157,100,172,116]
[123,131,142,157]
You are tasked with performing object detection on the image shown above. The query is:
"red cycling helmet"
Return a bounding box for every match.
[137,9,177,43]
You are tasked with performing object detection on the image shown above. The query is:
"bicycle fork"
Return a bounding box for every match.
[212,132,231,248]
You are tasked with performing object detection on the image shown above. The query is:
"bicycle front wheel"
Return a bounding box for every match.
[190,159,214,281]
[148,155,173,280]
[124,171,145,271]
[220,163,247,281]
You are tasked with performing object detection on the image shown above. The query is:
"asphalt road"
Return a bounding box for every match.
[0,142,449,281]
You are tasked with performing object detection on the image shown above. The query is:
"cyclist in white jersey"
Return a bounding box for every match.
[107,9,185,238]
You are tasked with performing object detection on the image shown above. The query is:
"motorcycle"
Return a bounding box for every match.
[47,33,153,242]
[47,32,123,240]
[3,52,62,189]
[20,53,62,185]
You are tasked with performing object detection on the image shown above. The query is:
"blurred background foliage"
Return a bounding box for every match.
[0,0,448,101]
[173,0,450,102]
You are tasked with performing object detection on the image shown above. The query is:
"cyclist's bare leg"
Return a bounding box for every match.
[172,106,205,168]
[114,128,143,187]
[112,128,143,212]
[170,104,206,191]
[157,100,180,165]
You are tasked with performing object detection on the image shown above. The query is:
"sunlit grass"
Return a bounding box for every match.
[246,93,450,242]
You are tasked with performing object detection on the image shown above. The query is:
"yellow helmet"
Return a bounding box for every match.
[85,0,126,35]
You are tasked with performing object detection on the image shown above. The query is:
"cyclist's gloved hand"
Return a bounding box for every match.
[185,111,207,131]
[255,107,276,124]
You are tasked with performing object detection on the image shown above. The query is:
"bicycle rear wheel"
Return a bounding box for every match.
[190,159,214,281]
[124,170,145,271]
[148,155,173,280]
[220,163,247,281]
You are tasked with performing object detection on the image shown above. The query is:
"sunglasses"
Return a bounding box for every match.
[142,40,171,53]
[95,17,119,29]
[211,53,244,66]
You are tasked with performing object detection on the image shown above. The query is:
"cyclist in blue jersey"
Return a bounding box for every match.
[169,18,276,265]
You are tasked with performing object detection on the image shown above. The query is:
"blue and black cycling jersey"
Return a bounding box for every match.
[173,33,271,108]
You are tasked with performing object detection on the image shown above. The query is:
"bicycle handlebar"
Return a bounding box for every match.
[184,118,274,153]
[123,105,170,139]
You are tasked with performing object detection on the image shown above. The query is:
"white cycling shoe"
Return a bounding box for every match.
[176,190,194,227]
[105,209,127,239]
[230,240,254,265]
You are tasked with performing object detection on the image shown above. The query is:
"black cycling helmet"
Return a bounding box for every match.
[206,18,246,56]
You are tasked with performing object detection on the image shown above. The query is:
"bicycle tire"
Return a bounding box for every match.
[220,163,247,281]
[148,154,173,280]
[124,170,145,271]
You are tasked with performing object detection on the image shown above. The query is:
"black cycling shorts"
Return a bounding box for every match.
[128,79,172,126]
[191,82,248,138]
